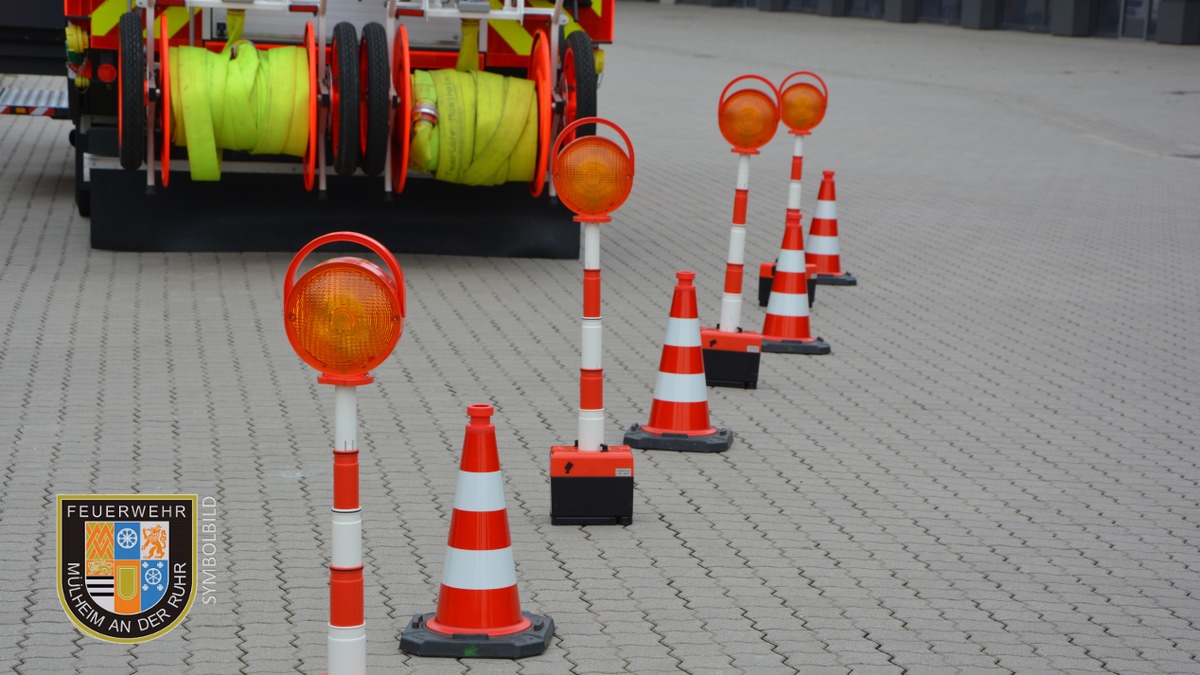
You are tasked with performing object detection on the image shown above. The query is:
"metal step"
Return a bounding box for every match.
[0,85,69,119]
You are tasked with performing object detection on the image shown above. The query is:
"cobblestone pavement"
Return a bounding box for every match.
[3,3,1199,673]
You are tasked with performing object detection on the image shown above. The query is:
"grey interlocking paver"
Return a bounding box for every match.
[4,3,1200,674]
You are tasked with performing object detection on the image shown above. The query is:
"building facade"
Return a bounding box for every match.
[681,0,1199,44]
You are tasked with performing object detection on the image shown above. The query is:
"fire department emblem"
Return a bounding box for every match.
[57,495,197,642]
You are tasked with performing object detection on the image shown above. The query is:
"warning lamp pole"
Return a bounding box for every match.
[700,75,781,390]
[548,117,636,526]
[283,232,406,675]
[759,71,830,307]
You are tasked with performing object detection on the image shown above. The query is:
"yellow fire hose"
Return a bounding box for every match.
[167,11,309,181]
[406,19,538,186]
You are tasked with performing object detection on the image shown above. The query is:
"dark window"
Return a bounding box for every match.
[920,0,962,22]
[849,0,885,18]
[1002,0,1051,30]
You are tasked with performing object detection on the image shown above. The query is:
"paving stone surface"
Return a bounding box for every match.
[2,3,1199,673]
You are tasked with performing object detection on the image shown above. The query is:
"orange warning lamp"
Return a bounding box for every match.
[552,117,635,220]
[283,232,405,383]
[718,75,780,153]
[778,71,829,134]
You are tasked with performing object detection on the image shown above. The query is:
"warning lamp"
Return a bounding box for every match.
[717,75,780,153]
[699,75,781,391]
[282,232,405,675]
[755,71,830,327]
[284,232,405,382]
[548,117,635,527]
[778,71,828,134]
[552,117,635,220]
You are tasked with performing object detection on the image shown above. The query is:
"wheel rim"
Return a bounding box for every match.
[390,25,411,194]
[303,21,317,191]
[527,31,551,198]
[159,15,170,187]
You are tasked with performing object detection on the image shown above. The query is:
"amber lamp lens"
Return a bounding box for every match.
[718,89,779,150]
[552,137,633,217]
[284,260,402,376]
[780,82,826,132]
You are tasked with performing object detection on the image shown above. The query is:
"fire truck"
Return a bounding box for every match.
[1,0,613,256]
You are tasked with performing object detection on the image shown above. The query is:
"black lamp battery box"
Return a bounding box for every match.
[701,328,762,389]
[549,446,634,526]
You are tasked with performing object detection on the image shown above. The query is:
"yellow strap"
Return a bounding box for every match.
[456,20,480,72]
[176,47,219,180]
[225,10,246,47]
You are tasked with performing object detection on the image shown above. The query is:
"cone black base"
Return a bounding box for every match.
[549,446,634,525]
[624,424,733,453]
[812,272,856,286]
[761,337,831,355]
[400,611,554,658]
[759,264,817,306]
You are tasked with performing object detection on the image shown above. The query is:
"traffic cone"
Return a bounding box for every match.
[626,271,733,453]
[807,171,857,286]
[761,221,831,355]
[401,405,554,658]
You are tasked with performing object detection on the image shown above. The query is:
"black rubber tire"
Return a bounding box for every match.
[75,131,90,217]
[563,31,597,137]
[359,22,390,177]
[118,12,145,171]
[330,22,360,177]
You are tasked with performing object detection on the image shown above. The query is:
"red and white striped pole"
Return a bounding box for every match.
[329,384,366,675]
[579,218,606,452]
[282,232,406,675]
[786,134,806,229]
[700,77,779,389]
[717,153,752,334]
[548,117,635,526]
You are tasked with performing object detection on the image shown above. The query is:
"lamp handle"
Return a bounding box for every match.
[283,232,406,317]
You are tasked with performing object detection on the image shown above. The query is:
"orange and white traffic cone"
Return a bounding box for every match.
[401,405,553,658]
[626,271,733,452]
[807,170,857,286]
[761,220,831,355]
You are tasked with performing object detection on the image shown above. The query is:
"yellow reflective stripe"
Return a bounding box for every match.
[488,21,533,56]
[90,0,125,37]
[164,7,201,38]
[488,0,532,55]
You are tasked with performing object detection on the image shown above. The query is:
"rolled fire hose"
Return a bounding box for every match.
[406,19,538,186]
[167,11,309,181]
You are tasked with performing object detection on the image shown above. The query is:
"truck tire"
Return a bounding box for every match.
[330,22,360,177]
[118,12,145,171]
[359,22,390,177]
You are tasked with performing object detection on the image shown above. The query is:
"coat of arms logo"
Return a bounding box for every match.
[57,495,197,642]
